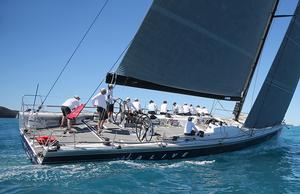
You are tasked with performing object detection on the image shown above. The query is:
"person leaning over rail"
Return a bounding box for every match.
[60,95,80,133]
[92,88,108,133]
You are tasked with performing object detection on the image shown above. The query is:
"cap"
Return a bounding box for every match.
[108,84,114,89]
[126,97,130,101]
[100,88,107,94]
[74,95,80,100]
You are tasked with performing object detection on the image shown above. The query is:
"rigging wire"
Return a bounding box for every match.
[210,100,216,115]
[33,83,39,111]
[84,40,132,106]
[38,0,110,110]
[250,57,262,106]
[216,100,227,113]
[250,21,275,107]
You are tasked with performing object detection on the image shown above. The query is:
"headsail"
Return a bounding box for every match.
[107,0,277,101]
[244,3,300,128]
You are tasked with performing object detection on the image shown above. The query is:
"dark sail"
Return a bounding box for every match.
[244,3,300,128]
[107,0,277,100]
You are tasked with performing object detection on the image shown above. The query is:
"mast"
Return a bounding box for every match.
[233,0,280,121]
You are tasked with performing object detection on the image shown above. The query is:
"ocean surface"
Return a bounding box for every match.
[0,118,300,194]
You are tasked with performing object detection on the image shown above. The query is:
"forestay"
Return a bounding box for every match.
[107,0,277,100]
[244,3,300,128]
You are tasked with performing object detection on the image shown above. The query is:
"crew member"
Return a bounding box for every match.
[107,84,114,122]
[184,117,199,136]
[132,98,141,113]
[92,88,108,133]
[160,101,168,115]
[60,95,80,133]
[148,100,157,115]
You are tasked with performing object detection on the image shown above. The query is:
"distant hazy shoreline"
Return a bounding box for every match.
[0,106,18,118]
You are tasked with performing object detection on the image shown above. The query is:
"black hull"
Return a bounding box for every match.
[38,129,281,164]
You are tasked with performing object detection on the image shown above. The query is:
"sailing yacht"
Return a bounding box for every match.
[19,0,300,164]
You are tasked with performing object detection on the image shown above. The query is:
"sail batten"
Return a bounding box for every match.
[107,0,277,100]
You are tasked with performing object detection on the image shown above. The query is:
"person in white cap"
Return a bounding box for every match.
[92,88,108,133]
[60,95,80,133]
[124,97,136,112]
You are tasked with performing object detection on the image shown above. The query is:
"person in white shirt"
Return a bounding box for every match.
[123,97,137,123]
[124,97,136,112]
[182,103,191,116]
[172,102,179,115]
[189,104,197,115]
[92,88,108,133]
[106,84,114,122]
[132,98,141,113]
[148,100,157,115]
[160,101,168,115]
[60,95,80,132]
[202,106,209,115]
[196,105,202,114]
[184,117,199,136]
[178,104,184,115]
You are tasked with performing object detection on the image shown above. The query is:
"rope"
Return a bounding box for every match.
[39,0,110,110]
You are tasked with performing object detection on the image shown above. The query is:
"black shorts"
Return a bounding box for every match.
[61,106,71,116]
[107,103,114,112]
[184,130,196,136]
[148,111,156,115]
[97,106,108,120]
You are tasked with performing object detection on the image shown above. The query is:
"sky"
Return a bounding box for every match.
[0,0,299,125]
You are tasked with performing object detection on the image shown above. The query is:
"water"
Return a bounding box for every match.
[0,118,300,194]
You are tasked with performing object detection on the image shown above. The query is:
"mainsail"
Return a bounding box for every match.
[107,0,277,101]
[244,3,300,128]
